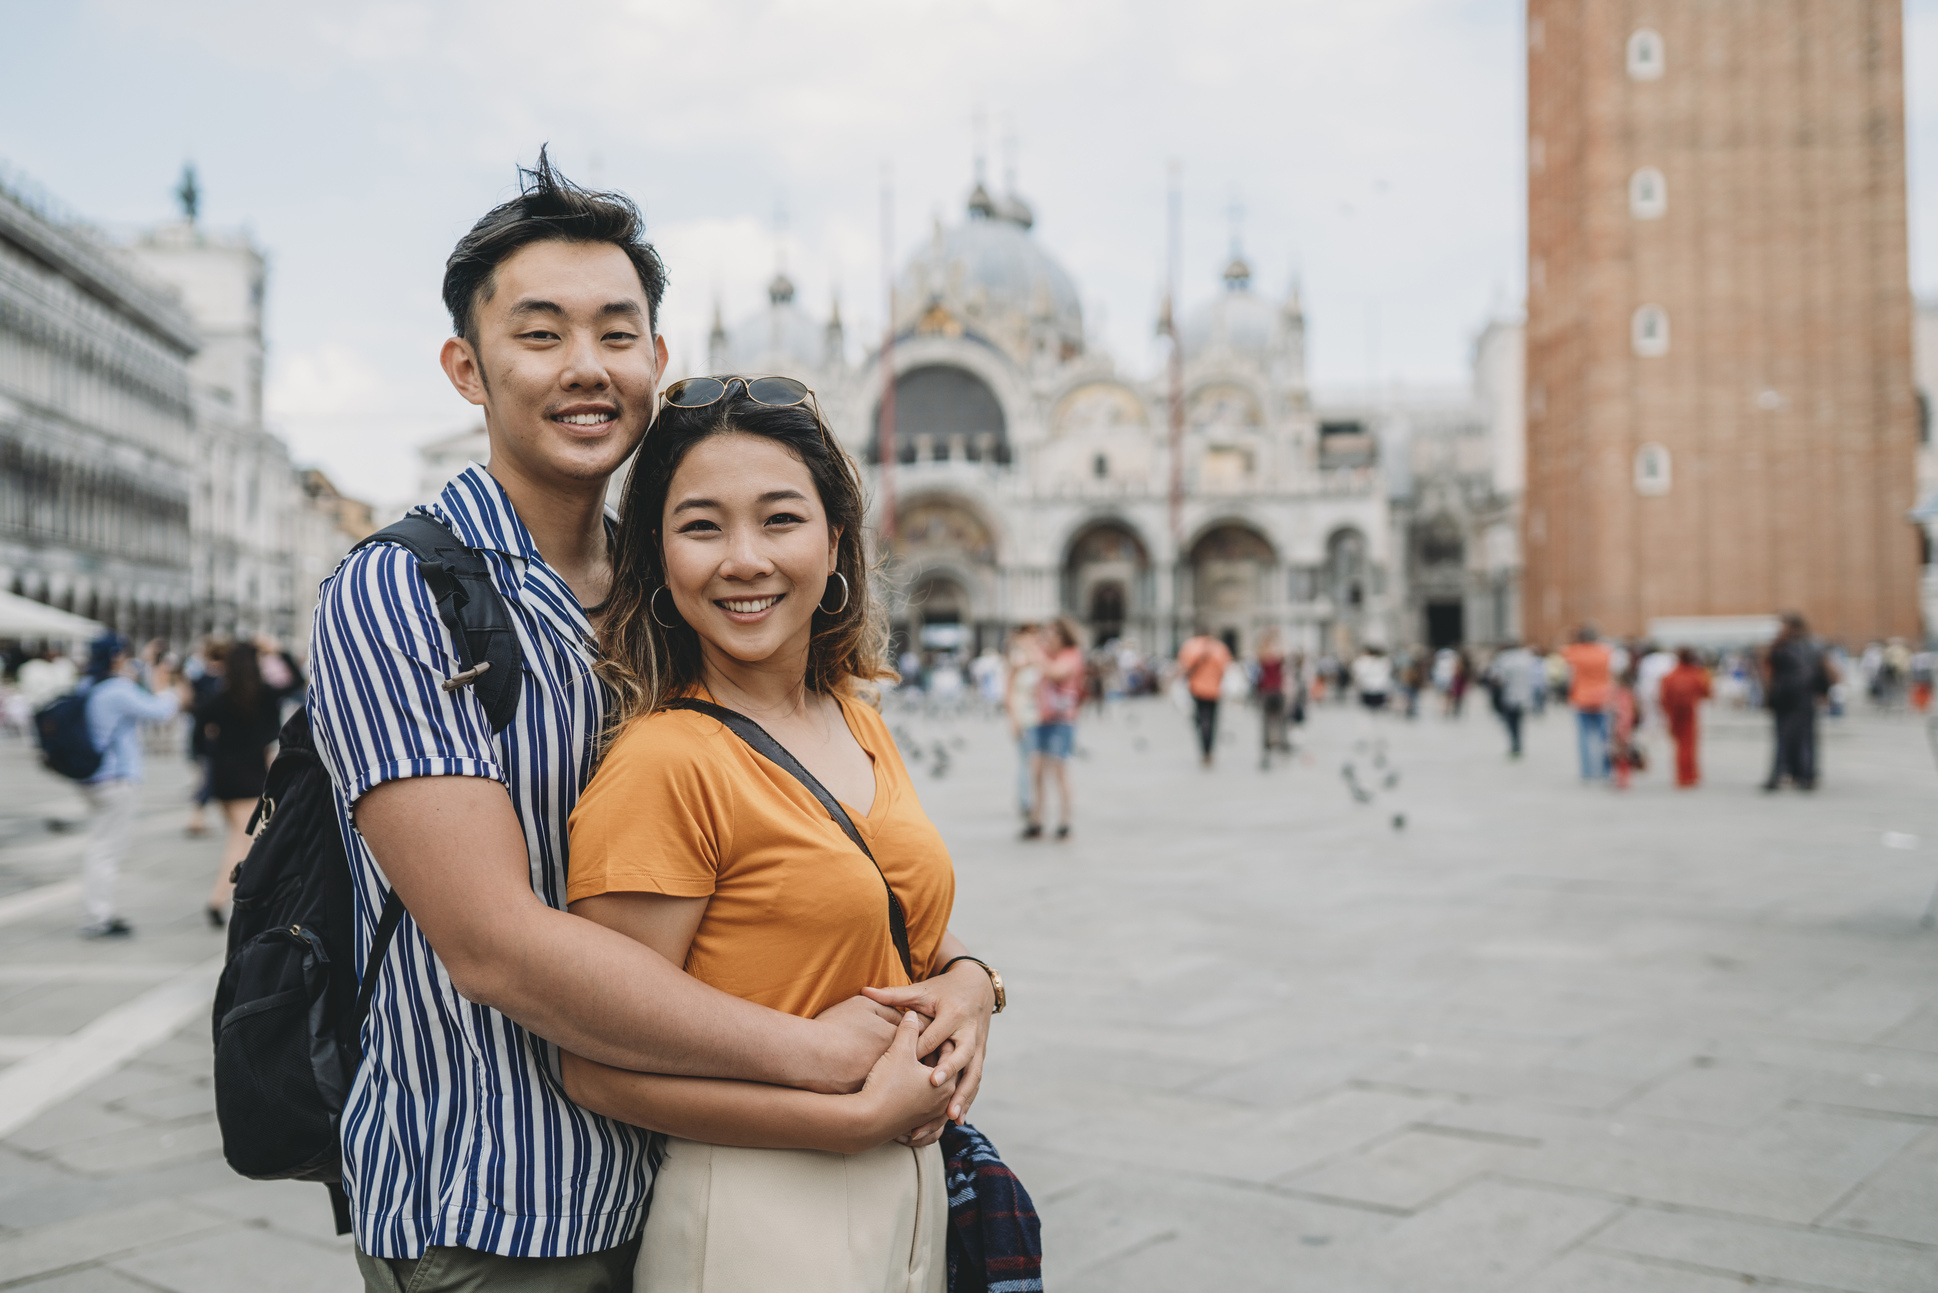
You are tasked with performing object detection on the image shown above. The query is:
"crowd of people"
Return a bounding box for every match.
[0,633,304,937]
[875,604,1912,816]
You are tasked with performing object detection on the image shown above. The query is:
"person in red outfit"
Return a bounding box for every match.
[1658,648,1713,788]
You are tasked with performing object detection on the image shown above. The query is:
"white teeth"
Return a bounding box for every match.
[721,596,780,614]
[555,412,612,426]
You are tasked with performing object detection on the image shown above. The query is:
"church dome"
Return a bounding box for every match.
[727,278,828,377]
[1183,256,1279,362]
[897,183,1083,358]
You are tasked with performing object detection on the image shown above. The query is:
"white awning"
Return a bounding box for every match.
[0,589,107,641]
[1645,615,1781,650]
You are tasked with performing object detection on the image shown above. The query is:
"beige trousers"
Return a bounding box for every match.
[635,1138,946,1293]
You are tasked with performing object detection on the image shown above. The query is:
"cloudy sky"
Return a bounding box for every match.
[4,0,1938,507]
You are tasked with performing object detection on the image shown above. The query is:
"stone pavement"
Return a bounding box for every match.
[2,696,1938,1290]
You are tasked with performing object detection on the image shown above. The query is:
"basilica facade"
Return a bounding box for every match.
[716,179,1394,658]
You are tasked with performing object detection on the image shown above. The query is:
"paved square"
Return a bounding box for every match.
[2,695,1937,1290]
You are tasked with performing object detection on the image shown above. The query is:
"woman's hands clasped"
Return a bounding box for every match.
[863,958,996,1135]
[857,1010,957,1149]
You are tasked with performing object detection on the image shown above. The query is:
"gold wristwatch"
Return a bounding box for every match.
[943,956,1005,1014]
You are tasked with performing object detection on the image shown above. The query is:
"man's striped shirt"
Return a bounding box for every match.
[307,464,650,1259]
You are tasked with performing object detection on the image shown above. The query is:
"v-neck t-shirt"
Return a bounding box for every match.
[566,692,955,1020]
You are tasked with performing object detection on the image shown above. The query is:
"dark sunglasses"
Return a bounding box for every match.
[660,375,815,411]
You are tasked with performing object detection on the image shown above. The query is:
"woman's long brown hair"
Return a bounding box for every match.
[596,381,895,742]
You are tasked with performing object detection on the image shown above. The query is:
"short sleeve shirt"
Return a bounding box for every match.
[568,693,955,1020]
[306,464,648,1261]
[1563,642,1614,711]
[1178,637,1233,701]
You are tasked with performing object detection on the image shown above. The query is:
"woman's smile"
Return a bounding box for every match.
[716,592,785,621]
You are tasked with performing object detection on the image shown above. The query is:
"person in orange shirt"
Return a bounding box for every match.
[1176,625,1234,767]
[1659,647,1713,788]
[561,377,1005,1290]
[1561,624,1614,781]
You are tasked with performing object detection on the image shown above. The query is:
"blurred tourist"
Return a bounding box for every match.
[1635,641,1675,741]
[1562,624,1614,781]
[1399,649,1426,719]
[1486,640,1543,759]
[1351,644,1393,713]
[1609,662,1642,790]
[970,643,1006,714]
[182,638,226,838]
[1256,628,1292,766]
[1024,618,1083,840]
[1659,647,1712,788]
[79,635,188,938]
[1176,625,1233,767]
[1762,612,1834,792]
[197,638,305,924]
[1004,624,1040,819]
[17,647,77,713]
[1445,649,1472,718]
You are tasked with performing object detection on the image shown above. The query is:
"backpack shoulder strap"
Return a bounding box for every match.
[663,697,914,981]
[353,513,523,734]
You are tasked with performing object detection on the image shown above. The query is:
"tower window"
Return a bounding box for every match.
[1632,305,1670,357]
[1634,443,1672,496]
[1627,29,1664,80]
[1092,453,1109,479]
[1629,167,1666,219]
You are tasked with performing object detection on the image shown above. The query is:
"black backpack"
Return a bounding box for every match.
[210,512,523,1234]
[33,682,103,781]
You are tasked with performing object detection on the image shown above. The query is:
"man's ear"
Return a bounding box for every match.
[441,336,488,408]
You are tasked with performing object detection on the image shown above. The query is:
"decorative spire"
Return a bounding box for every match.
[767,271,796,305]
[1222,189,1250,290]
[707,301,729,374]
[175,161,199,223]
[824,291,845,367]
[967,107,998,219]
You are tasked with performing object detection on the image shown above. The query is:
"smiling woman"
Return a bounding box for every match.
[564,376,1012,1290]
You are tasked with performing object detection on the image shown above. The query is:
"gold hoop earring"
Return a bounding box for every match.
[818,571,850,615]
[651,586,682,629]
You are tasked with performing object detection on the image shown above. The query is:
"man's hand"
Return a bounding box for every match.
[810,994,904,1094]
[854,1011,957,1150]
[862,959,994,1123]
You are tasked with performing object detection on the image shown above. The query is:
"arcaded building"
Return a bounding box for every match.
[1524,1,1921,646]
[0,175,198,640]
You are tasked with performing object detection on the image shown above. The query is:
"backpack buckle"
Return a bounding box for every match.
[441,661,492,692]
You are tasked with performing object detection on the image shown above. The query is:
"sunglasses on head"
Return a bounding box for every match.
[660,375,815,411]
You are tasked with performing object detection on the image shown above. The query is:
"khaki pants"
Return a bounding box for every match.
[636,1137,946,1293]
[79,779,138,926]
[355,1237,640,1292]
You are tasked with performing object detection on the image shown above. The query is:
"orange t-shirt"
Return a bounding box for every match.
[566,694,955,1019]
[1177,637,1233,701]
[1562,642,1613,712]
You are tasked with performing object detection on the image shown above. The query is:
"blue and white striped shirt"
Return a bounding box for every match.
[307,464,650,1259]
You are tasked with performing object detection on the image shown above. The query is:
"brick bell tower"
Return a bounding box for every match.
[1523,0,1922,647]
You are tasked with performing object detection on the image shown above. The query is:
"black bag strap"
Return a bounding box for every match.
[352,891,407,1026]
[342,512,510,1040]
[352,513,523,734]
[665,698,914,981]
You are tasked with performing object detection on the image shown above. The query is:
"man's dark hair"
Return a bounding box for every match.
[442,146,667,345]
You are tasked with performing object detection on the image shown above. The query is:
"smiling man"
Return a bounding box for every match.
[305,152,905,1292]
